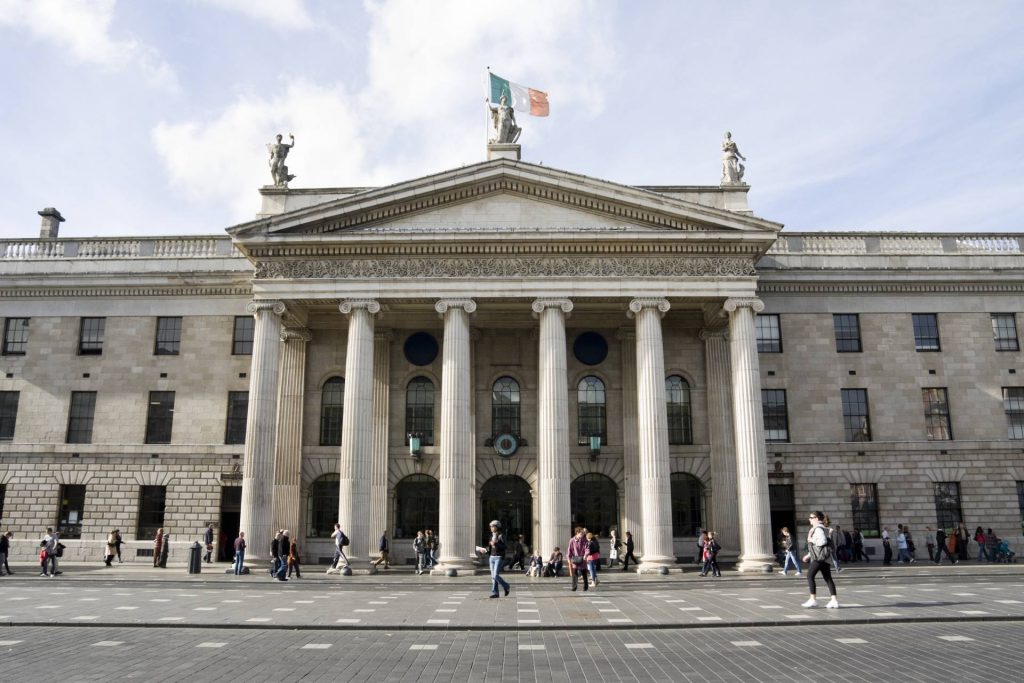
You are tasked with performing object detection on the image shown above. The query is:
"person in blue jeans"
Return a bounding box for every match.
[233,532,246,575]
[486,521,510,598]
[778,527,802,576]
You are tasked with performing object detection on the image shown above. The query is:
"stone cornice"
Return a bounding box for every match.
[757,281,1024,295]
[0,285,253,299]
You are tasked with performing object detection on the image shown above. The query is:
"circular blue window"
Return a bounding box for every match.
[573,332,608,366]
[404,332,439,366]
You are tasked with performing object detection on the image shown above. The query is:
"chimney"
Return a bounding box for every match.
[38,208,65,239]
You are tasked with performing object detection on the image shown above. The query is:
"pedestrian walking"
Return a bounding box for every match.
[425,529,439,568]
[933,527,957,565]
[270,530,282,578]
[586,531,601,586]
[373,530,390,569]
[485,520,510,598]
[608,530,621,568]
[0,531,12,575]
[233,531,246,574]
[114,529,123,563]
[824,516,842,572]
[414,530,428,575]
[925,527,937,562]
[153,528,164,568]
[695,529,706,565]
[897,526,912,563]
[44,529,61,576]
[331,523,350,569]
[203,523,215,564]
[832,523,848,564]
[275,531,290,581]
[852,528,870,563]
[287,537,301,578]
[620,531,638,571]
[801,511,839,609]
[700,531,722,577]
[956,522,970,561]
[104,529,117,567]
[905,525,917,562]
[881,526,893,565]
[568,527,590,592]
[778,527,802,576]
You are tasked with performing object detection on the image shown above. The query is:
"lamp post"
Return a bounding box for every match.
[589,434,601,459]
[408,433,422,458]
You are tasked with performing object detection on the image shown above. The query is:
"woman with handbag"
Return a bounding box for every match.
[585,531,601,587]
[801,511,839,609]
[567,527,589,592]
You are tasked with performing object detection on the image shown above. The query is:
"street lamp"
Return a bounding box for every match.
[589,434,601,459]
[408,433,422,458]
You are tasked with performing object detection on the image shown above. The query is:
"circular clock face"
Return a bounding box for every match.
[493,433,519,457]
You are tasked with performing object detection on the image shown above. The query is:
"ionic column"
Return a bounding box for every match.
[434,299,476,574]
[617,328,642,542]
[337,299,380,567]
[532,298,573,559]
[272,326,311,540]
[628,298,675,572]
[239,299,285,562]
[700,327,739,558]
[724,297,775,572]
[369,331,391,557]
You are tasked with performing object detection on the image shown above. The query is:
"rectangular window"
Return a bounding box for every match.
[850,483,880,538]
[922,387,953,441]
[912,313,940,352]
[232,316,255,355]
[145,391,175,444]
[761,389,789,442]
[833,314,862,353]
[1005,387,1024,440]
[78,317,106,355]
[136,485,167,541]
[0,391,18,441]
[2,318,29,355]
[992,313,1020,352]
[66,391,97,444]
[57,484,86,539]
[933,482,963,534]
[841,388,871,442]
[224,391,248,445]
[755,314,782,353]
[154,317,182,355]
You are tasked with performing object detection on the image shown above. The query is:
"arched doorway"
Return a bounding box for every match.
[394,474,439,540]
[570,473,619,537]
[481,475,532,547]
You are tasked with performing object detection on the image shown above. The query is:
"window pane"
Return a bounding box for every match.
[306,474,340,538]
[841,388,871,442]
[66,391,97,444]
[922,387,952,440]
[0,391,19,441]
[933,482,962,533]
[850,483,880,537]
[154,317,182,355]
[755,314,782,353]
[145,391,175,444]
[2,318,29,355]
[992,314,1020,352]
[319,377,344,446]
[833,314,862,353]
[571,473,619,538]
[137,485,167,541]
[79,317,106,355]
[666,376,692,445]
[761,389,789,442]
[491,376,521,436]
[232,316,254,355]
[577,376,607,446]
[406,377,434,445]
[394,474,439,539]
[1005,387,1024,440]
[58,484,86,539]
[224,391,248,445]
[670,473,704,536]
[912,313,940,351]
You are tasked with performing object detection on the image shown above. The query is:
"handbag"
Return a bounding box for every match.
[570,555,586,564]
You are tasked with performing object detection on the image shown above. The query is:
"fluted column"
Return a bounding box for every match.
[272,326,311,540]
[618,328,641,542]
[369,331,391,557]
[724,297,775,572]
[700,327,739,558]
[629,298,675,572]
[239,299,285,562]
[434,299,476,574]
[532,298,573,559]
[337,299,380,567]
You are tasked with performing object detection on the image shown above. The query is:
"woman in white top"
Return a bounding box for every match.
[801,511,839,609]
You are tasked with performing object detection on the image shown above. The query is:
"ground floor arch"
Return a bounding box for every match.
[394,474,439,540]
[570,473,619,538]
[481,475,532,547]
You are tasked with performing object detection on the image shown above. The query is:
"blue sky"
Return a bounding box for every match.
[1,0,1022,239]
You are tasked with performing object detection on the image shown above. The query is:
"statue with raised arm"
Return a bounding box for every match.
[267,133,296,187]
[720,131,746,184]
[488,95,521,144]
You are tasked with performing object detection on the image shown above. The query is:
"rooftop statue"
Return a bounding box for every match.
[488,95,521,144]
[721,131,746,185]
[267,133,296,187]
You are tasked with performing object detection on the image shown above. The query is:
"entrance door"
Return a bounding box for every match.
[218,486,242,562]
[769,484,796,555]
[481,476,532,548]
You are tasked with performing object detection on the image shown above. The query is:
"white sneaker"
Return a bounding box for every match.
[826,597,840,609]
[795,572,803,576]
[801,598,818,608]
[779,570,786,575]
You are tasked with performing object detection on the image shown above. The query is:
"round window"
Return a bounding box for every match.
[573,331,608,366]
[404,332,439,366]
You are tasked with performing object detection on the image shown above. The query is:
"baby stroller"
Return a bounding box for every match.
[993,539,1016,563]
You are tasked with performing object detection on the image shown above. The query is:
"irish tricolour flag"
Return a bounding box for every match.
[489,72,549,117]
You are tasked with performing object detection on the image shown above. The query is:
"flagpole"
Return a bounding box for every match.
[484,67,491,148]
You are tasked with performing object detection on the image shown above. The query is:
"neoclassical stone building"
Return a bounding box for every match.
[1,147,1022,568]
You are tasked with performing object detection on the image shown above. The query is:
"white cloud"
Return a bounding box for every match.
[195,0,313,29]
[0,0,177,89]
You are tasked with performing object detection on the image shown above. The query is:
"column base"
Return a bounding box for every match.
[325,561,378,577]
[430,560,487,577]
[636,560,677,575]
[735,556,776,573]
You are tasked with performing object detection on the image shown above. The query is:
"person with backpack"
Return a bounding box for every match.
[801,511,839,609]
[486,520,510,598]
[778,527,801,576]
[331,523,350,570]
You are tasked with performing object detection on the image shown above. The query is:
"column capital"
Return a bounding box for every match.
[246,299,286,316]
[723,297,765,314]
[339,299,381,316]
[435,298,476,316]
[698,328,729,342]
[531,298,573,318]
[627,298,670,319]
[280,327,312,343]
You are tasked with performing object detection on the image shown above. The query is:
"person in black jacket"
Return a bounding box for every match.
[276,531,290,581]
[0,531,12,575]
[620,531,638,571]
[270,531,282,578]
[933,527,958,565]
[203,524,214,564]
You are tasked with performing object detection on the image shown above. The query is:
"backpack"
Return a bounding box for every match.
[340,532,350,547]
[55,542,66,558]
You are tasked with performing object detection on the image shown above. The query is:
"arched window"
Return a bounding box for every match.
[577,376,607,446]
[666,375,693,445]
[491,376,521,436]
[406,377,434,446]
[570,473,619,538]
[670,473,705,537]
[319,376,344,446]
[306,473,339,538]
[394,474,439,539]
[481,475,532,547]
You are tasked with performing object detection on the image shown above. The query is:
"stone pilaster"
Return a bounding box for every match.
[617,327,641,542]
[337,299,380,568]
[724,297,775,572]
[272,326,311,540]
[369,331,391,557]
[628,298,675,572]
[532,298,573,559]
[434,299,476,574]
[238,299,285,562]
[700,327,739,558]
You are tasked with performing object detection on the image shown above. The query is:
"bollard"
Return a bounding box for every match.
[187,541,203,574]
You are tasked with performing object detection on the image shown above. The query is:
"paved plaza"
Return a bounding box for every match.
[1,562,1022,680]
